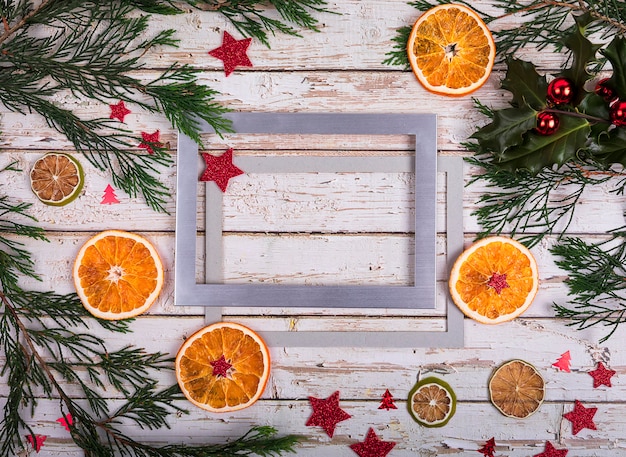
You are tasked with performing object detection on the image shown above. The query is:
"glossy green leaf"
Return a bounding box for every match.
[602,36,626,100]
[471,104,537,155]
[493,114,590,174]
[502,58,548,110]
[561,13,601,95]
[588,127,626,167]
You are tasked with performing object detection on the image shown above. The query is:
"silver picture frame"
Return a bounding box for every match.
[175,112,464,347]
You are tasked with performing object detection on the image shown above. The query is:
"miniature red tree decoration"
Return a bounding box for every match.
[552,351,571,372]
[101,184,120,205]
[378,389,398,410]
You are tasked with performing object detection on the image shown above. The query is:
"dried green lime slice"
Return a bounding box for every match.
[30,153,84,206]
[408,377,456,427]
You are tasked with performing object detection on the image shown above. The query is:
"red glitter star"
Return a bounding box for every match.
[306,391,351,438]
[487,272,509,294]
[200,148,244,192]
[349,428,396,457]
[109,100,131,122]
[478,437,496,457]
[26,435,47,453]
[563,400,597,435]
[378,389,398,410]
[139,130,162,155]
[533,441,568,457]
[209,31,253,76]
[210,355,232,378]
[588,362,616,388]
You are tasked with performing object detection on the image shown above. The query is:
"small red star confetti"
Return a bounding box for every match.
[210,355,233,378]
[209,31,253,76]
[26,435,47,453]
[533,441,568,457]
[306,391,351,438]
[563,400,597,435]
[139,130,162,155]
[478,437,496,457]
[109,100,131,122]
[349,428,396,457]
[588,362,616,388]
[200,148,244,192]
[487,273,509,294]
[57,413,74,431]
[552,351,571,373]
[378,389,398,410]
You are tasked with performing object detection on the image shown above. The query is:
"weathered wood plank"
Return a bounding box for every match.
[17,399,626,456]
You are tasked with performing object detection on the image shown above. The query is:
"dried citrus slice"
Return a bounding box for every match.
[407,4,495,96]
[408,377,456,427]
[489,359,545,418]
[449,236,539,324]
[73,230,164,320]
[175,322,271,413]
[30,152,84,206]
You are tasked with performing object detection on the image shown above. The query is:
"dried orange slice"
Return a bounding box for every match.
[30,152,84,206]
[489,359,545,418]
[175,322,271,412]
[73,230,164,320]
[449,236,539,324]
[408,377,456,427]
[407,4,495,96]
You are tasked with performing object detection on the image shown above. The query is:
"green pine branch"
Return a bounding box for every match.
[552,232,626,342]
[0,0,333,212]
[0,164,301,457]
[465,156,625,248]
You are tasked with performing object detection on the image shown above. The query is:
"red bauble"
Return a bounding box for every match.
[595,78,618,103]
[547,77,575,105]
[610,100,626,127]
[535,111,560,135]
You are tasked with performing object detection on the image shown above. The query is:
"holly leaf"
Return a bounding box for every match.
[502,59,548,110]
[493,114,590,173]
[578,92,611,137]
[589,127,626,167]
[602,36,626,100]
[471,104,537,155]
[561,13,601,94]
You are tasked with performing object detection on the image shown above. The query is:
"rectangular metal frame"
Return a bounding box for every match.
[175,113,464,347]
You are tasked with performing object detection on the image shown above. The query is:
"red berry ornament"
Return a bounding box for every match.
[610,100,626,127]
[535,111,560,135]
[595,78,618,103]
[547,78,575,105]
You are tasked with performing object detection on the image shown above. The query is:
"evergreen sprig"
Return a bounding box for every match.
[465,156,622,248]
[0,167,300,457]
[551,232,626,342]
[0,0,332,212]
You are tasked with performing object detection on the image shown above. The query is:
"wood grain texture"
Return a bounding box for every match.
[2,0,625,455]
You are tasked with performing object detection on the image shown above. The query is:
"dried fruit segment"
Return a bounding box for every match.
[175,322,271,413]
[408,377,456,427]
[449,236,539,324]
[30,152,84,206]
[407,4,495,96]
[489,359,545,418]
[73,230,164,319]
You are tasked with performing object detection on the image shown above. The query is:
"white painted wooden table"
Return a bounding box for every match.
[2,1,625,455]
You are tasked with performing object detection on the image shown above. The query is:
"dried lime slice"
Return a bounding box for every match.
[30,152,84,206]
[489,359,545,418]
[408,377,456,427]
